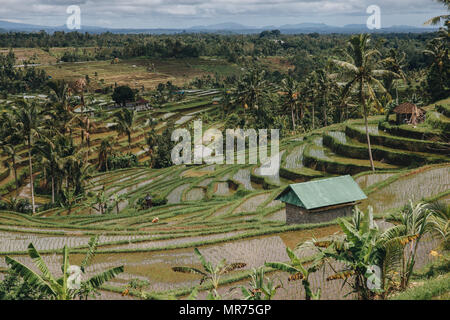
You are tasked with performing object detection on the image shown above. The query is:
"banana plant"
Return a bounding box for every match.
[240,267,281,300]
[4,236,124,300]
[265,247,323,300]
[172,248,246,299]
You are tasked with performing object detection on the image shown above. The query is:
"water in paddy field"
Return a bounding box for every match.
[328,131,347,144]
[312,136,323,147]
[185,187,205,201]
[254,150,285,185]
[355,172,397,190]
[355,124,379,135]
[233,193,271,214]
[361,166,450,214]
[167,184,190,204]
[285,144,306,169]
[214,182,231,196]
[233,169,254,190]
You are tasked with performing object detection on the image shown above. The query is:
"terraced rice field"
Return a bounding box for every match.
[0,96,448,299]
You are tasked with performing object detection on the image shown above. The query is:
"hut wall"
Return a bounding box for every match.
[286,203,353,225]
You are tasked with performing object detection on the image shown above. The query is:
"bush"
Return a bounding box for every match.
[105,153,138,171]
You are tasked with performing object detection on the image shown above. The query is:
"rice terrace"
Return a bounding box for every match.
[0,0,449,305]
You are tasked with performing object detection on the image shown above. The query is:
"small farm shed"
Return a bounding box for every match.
[393,102,425,125]
[275,175,367,225]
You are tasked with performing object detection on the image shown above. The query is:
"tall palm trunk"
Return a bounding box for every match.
[291,105,296,130]
[27,138,36,215]
[12,156,18,197]
[128,132,132,152]
[360,80,375,172]
[51,176,55,204]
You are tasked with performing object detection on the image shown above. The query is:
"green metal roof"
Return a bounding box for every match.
[275,175,367,210]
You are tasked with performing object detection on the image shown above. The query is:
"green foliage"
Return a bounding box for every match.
[106,153,138,171]
[0,270,50,300]
[112,85,135,106]
[3,236,124,300]
[240,267,281,300]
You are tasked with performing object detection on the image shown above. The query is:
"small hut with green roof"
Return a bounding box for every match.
[275,175,367,225]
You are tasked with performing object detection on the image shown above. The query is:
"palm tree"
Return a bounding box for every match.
[281,77,300,130]
[113,108,136,151]
[424,0,449,25]
[1,145,22,196]
[172,248,246,299]
[97,137,115,171]
[266,247,323,300]
[233,69,267,123]
[13,99,42,215]
[382,49,407,98]
[47,79,70,106]
[423,39,450,100]
[72,78,87,115]
[0,112,23,195]
[4,236,123,300]
[34,138,64,204]
[332,34,399,172]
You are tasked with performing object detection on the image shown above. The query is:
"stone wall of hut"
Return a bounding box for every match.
[285,203,353,225]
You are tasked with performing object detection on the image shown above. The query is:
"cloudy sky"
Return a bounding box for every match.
[0,0,447,29]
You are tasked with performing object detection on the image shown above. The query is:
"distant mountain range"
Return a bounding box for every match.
[0,20,438,34]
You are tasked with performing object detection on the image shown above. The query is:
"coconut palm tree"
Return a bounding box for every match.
[4,236,123,300]
[332,34,399,172]
[47,79,70,106]
[13,99,43,215]
[34,138,64,204]
[233,69,267,124]
[281,77,300,130]
[0,112,23,195]
[1,145,22,196]
[113,108,136,151]
[97,137,116,171]
[424,0,449,25]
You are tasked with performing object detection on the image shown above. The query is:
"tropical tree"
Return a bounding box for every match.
[47,79,70,106]
[13,99,43,215]
[4,236,124,300]
[232,69,267,123]
[34,138,64,204]
[113,108,136,150]
[424,0,449,25]
[172,248,246,300]
[424,39,450,101]
[97,137,116,171]
[280,77,300,130]
[332,34,399,171]
[266,247,323,300]
[390,201,433,289]
[426,201,450,249]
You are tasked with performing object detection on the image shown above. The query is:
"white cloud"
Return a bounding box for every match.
[0,0,446,28]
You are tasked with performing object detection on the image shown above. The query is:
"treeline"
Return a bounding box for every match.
[0,31,436,71]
